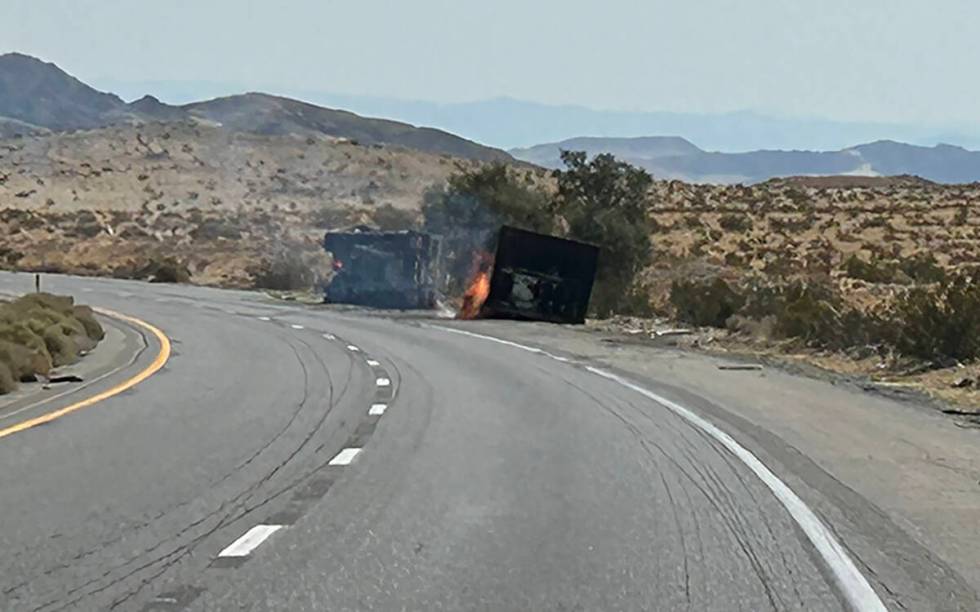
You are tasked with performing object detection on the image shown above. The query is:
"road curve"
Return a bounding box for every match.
[0,272,969,611]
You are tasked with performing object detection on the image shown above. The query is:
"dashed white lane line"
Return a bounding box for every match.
[376,377,391,387]
[257,316,271,321]
[428,325,887,612]
[366,359,380,367]
[290,324,304,330]
[323,333,336,340]
[217,525,284,558]
[346,345,360,352]
[328,447,362,466]
[369,403,387,416]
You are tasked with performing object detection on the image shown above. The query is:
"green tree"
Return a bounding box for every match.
[422,163,552,291]
[551,151,654,316]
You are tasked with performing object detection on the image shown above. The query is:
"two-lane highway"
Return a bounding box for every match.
[0,272,970,610]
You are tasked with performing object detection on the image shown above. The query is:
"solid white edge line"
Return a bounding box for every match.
[217,524,283,558]
[329,447,362,466]
[428,325,887,612]
[376,377,391,387]
[369,403,387,416]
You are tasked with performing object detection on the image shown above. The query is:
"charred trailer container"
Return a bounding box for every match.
[323,228,442,309]
[482,226,599,324]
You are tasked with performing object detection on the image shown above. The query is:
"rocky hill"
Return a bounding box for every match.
[0,53,511,163]
[182,93,511,161]
[0,121,539,286]
[512,136,980,184]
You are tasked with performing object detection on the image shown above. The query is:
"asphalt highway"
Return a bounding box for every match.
[0,272,968,611]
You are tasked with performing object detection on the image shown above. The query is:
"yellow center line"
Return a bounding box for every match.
[0,307,171,440]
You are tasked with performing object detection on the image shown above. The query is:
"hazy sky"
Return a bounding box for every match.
[3,0,978,125]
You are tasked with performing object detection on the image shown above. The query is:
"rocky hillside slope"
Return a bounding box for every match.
[0,122,534,286]
[0,53,511,163]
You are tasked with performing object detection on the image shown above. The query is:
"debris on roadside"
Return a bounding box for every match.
[717,364,764,371]
[951,377,975,389]
[322,227,442,310]
[475,226,600,325]
[655,328,693,337]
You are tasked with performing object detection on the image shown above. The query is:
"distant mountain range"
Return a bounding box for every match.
[92,78,980,153]
[5,53,980,184]
[0,53,511,163]
[510,136,980,184]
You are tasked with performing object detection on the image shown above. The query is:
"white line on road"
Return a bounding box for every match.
[323,333,336,340]
[257,316,271,321]
[429,325,887,612]
[217,525,284,558]
[366,359,380,367]
[346,345,360,352]
[290,324,304,330]
[376,377,391,387]
[369,403,387,416]
[328,447,362,466]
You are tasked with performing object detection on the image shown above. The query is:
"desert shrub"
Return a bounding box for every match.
[719,213,753,233]
[191,219,242,241]
[311,206,357,230]
[669,277,744,327]
[843,255,897,284]
[0,339,43,381]
[740,278,880,349]
[885,274,980,362]
[683,215,702,229]
[43,324,79,366]
[552,151,653,317]
[72,305,105,341]
[898,252,946,284]
[14,292,75,316]
[0,292,105,388]
[139,257,191,283]
[954,207,968,225]
[371,203,417,231]
[252,252,315,290]
[0,321,51,367]
[0,362,15,394]
[769,283,845,346]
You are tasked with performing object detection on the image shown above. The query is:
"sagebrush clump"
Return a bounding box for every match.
[0,292,105,393]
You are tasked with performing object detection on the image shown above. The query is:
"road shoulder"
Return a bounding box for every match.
[446,318,980,610]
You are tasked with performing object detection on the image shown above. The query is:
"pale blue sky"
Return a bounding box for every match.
[3,0,978,125]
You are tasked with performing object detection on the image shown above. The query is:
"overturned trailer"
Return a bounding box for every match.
[323,227,442,309]
[481,226,599,324]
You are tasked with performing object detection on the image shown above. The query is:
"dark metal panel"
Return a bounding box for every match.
[482,226,599,324]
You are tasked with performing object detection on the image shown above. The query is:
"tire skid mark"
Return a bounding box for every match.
[29,323,347,611]
[135,322,399,611]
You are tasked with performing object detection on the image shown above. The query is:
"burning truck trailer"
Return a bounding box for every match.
[463,226,600,324]
[323,227,443,310]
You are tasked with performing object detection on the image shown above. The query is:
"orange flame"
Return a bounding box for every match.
[457,251,493,320]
